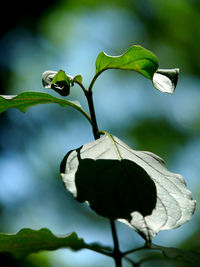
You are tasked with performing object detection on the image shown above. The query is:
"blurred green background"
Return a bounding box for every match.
[0,0,200,266]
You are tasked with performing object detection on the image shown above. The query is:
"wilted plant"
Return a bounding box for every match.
[0,45,197,266]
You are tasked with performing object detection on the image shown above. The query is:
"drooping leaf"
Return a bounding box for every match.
[151,244,200,266]
[60,133,196,242]
[95,45,179,94]
[95,45,159,79]
[153,68,179,94]
[42,70,72,96]
[0,92,91,123]
[0,228,111,259]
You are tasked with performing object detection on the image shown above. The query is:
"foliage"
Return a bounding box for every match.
[0,45,196,266]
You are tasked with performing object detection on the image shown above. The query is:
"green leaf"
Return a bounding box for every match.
[0,92,91,123]
[95,45,159,79]
[152,244,200,266]
[73,74,83,84]
[51,70,71,85]
[0,228,111,259]
[60,133,196,242]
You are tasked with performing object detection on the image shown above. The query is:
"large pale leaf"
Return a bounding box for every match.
[0,228,111,259]
[0,92,91,123]
[60,134,196,242]
[95,45,159,79]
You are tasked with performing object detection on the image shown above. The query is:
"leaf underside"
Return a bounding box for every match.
[60,134,196,242]
[0,228,111,259]
[95,45,159,79]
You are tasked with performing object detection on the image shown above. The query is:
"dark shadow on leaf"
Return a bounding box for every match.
[74,158,157,221]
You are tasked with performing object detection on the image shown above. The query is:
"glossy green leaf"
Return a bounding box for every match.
[152,244,200,266]
[60,133,196,242]
[0,228,111,259]
[0,92,91,123]
[95,45,159,79]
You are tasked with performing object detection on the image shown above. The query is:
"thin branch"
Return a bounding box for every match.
[73,80,87,94]
[110,220,122,267]
[88,70,104,93]
[122,245,147,256]
[85,90,100,139]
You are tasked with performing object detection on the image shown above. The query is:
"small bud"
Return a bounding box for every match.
[42,70,73,96]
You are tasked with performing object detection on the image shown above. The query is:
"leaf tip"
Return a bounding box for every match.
[153,68,179,94]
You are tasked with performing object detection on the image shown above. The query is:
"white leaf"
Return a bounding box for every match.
[60,134,195,242]
[42,70,57,89]
[153,68,179,94]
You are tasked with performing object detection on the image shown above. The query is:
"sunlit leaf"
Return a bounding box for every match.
[60,133,196,242]
[42,70,57,88]
[95,45,179,94]
[63,158,157,220]
[0,228,111,259]
[0,92,91,123]
[152,68,179,94]
[95,45,159,79]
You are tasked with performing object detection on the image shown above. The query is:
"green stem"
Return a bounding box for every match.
[85,90,100,139]
[85,87,122,267]
[88,71,104,93]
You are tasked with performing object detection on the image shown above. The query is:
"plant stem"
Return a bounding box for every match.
[110,219,122,267]
[85,90,100,139]
[85,88,122,267]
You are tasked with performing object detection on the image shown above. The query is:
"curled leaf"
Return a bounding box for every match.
[60,134,196,242]
[95,45,159,79]
[152,68,179,94]
[42,70,73,96]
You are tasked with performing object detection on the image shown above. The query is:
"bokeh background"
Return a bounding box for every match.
[0,0,200,266]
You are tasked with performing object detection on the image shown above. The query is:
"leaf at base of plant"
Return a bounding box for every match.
[60,134,196,242]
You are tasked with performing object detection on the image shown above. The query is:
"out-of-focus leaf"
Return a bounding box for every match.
[0,92,91,123]
[128,117,189,161]
[152,244,200,266]
[153,68,179,93]
[60,133,196,242]
[95,45,159,79]
[0,228,111,259]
